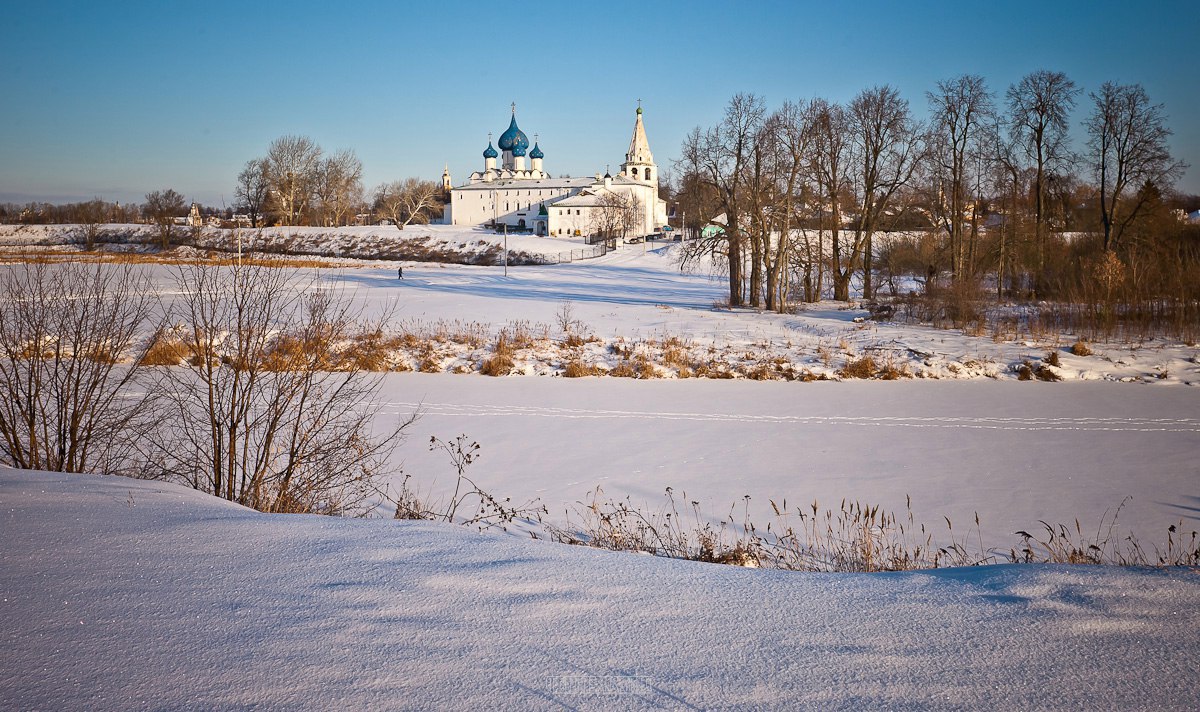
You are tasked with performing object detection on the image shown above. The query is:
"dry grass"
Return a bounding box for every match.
[418,354,444,373]
[479,332,515,377]
[343,330,395,371]
[562,360,601,378]
[608,361,638,378]
[140,330,191,366]
[1070,340,1093,356]
[838,356,878,379]
[548,489,1200,572]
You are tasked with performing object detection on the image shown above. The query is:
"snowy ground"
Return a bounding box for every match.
[2,468,1198,710]
[3,226,1199,708]
[380,375,1200,555]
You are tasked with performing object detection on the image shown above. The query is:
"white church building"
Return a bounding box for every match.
[443,104,669,241]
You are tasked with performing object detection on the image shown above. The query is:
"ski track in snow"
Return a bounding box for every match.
[381,401,1200,432]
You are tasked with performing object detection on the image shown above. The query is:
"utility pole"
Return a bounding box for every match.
[503,222,508,277]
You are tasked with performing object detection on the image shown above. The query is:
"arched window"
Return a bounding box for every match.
[646,169,652,181]
[632,167,639,179]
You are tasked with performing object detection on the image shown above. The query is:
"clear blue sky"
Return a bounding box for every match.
[2,0,1197,206]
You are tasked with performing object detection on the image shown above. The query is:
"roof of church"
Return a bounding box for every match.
[456,176,597,191]
[454,175,644,192]
[482,142,498,159]
[529,143,544,159]
[625,106,654,165]
[497,114,529,153]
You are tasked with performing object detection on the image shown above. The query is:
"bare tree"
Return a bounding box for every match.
[807,98,854,300]
[988,115,1033,300]
[925,75,994,281]
[847,86,923,300]
[145,263,411,514]
[0,262,157,474]
[373,178,444,229]
[678,93,766,307]
[235,158,270,228]
[1006,70,1079,286]
[144,189,187,249]
[1085,82,1187,251]
[265,135,322,226]
[313,150,364,227]
[753,102,810,311]
[589,190,640,247]
[71,198,109,250]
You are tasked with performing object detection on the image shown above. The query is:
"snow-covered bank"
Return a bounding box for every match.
[2,467,1197,710]
[3,227,1198,383]
[0,223,601,264]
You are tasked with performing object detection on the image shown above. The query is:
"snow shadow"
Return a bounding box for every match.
[1159,495,1200,523]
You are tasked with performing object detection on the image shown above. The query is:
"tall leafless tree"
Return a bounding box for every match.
[373,178,444,229]
[807,99,855,300]
[1006,70,1079,287]
[1085,82,1187,251]
[678,93,765,306]
[313,149,364,227]
[924,75,994,282]
[235,158,270,228]
[144,188,187,249]
[71,198,109,250]
[264,135,322,226]
[847,85,923,299]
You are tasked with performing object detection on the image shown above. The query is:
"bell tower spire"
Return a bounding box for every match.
[619,101,657,185]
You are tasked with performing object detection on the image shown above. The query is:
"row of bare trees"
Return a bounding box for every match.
[235,135,444,229]
[0,261,411,514]
[235,136,364,228]
[677,72,1189,311]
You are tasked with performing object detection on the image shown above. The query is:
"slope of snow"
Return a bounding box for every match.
[2,467,1198,710]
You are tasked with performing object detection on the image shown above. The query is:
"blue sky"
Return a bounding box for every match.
[2,0,1197,206]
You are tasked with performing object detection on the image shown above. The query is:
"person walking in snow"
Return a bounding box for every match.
[397,266,404,280]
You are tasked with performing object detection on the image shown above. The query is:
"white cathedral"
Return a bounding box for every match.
[442,104,669,240]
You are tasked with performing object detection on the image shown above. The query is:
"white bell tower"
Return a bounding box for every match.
[619,100,657,186]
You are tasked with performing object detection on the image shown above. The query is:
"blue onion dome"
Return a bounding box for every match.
[482,142,498,159]
[497,114,529,153]
[529,143,544,159]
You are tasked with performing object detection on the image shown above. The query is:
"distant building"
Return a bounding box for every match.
[444,104,668,240]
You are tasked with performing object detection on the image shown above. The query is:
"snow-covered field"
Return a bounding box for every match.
[380,374,1200,554]
[2,468,1198,710]
[3,225,1199,708]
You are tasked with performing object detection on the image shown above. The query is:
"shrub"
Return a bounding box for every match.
[1045,350,1061,367]
[1035,363,1062,382]
[838,356,878,379]
[1070,340,1093,356]
[1016,361,1034,380]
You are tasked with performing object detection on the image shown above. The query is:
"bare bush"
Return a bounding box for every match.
[143,262,411,515]
[0,262,157,473]
[388,435,546,531]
